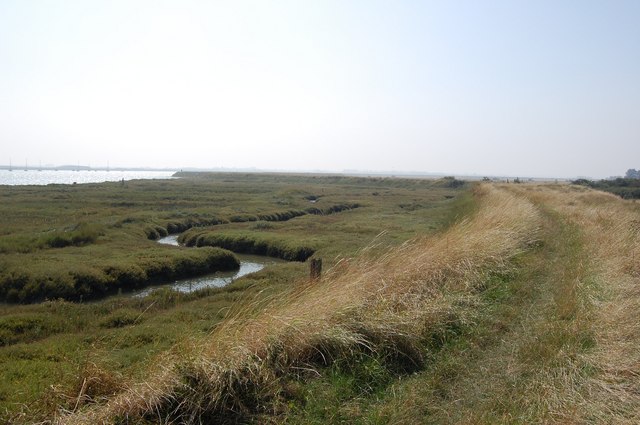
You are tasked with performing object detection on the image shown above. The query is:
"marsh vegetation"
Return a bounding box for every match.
[0,173,467,422]
[5,175,637,424]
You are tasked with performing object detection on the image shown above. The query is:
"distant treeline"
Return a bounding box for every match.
[573,178,640,199]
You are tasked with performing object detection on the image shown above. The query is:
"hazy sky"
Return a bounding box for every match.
[1,1,638,178]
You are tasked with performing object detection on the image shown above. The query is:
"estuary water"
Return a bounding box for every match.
[132,235,283,297]
[0,169,175,186]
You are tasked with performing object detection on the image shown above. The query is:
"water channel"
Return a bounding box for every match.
[133,234,283,297]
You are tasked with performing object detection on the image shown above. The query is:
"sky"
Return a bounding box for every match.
[1,1,639,178]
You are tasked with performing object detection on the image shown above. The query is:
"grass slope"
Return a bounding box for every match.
[57,184,541,424]
[291,183,640,424]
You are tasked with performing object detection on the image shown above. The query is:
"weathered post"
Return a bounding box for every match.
[310,258,322,281]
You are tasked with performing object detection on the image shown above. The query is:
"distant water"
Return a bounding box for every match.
[131,234,284,297]
[0,169,175,186]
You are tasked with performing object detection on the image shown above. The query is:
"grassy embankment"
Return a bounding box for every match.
[55,183,539,424]
[0,173,467,422]
[288,183,640,424]
[56,182,640,424]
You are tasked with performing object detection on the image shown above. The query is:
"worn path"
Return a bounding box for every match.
[374,184,640,424]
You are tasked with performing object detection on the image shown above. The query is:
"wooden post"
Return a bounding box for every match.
[310,258,322,281]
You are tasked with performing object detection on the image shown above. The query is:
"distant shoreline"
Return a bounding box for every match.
[0,165,179,172]
[0,166,572,182]
[0,169,176,186]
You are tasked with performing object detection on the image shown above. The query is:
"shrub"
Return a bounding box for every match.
[438,176,466,188]
[257,210,307,222]
[70,268,109,297]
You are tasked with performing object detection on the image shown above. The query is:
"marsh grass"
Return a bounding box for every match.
[0,173,465,422]
[180,230,316,261]
[0,266,300,423]
[56,184,542,424]
[0,247,239,302]
[0,175,455,303]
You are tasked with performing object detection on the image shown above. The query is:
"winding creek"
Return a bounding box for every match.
[133,234,283,297]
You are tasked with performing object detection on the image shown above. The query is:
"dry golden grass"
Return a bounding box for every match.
[353,184,640,425]
[56,185,542,424]
[511,184,640,423]
[365,185,590,424]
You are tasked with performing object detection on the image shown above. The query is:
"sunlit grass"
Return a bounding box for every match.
[56,184,541,424]
[0,173,466,422]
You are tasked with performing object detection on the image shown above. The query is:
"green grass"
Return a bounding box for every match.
[0,174,462,302]
[0,173,467,422]
[181,229,316,261]
[295,192,596,425]
[0,246,239,302]
[280,267,519,425]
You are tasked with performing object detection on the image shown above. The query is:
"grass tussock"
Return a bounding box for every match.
[57,184,541,424]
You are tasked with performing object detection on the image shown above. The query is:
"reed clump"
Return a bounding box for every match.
[57,184,541,424]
